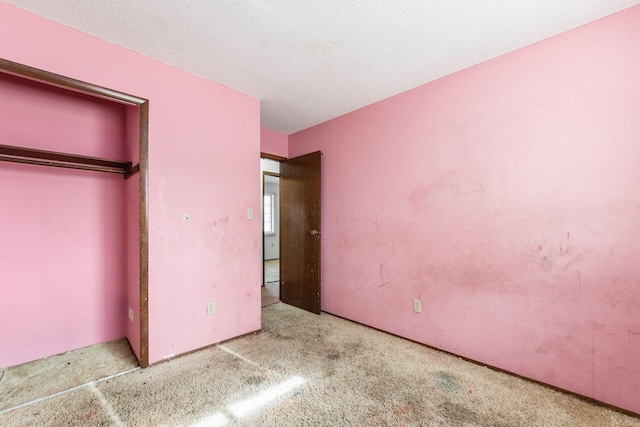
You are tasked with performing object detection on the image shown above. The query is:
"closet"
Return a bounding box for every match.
[0,58,149,368]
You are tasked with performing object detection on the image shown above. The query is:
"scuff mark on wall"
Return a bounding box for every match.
[244,288,257,303]
[378,263,390,289]
[560,231,571,255]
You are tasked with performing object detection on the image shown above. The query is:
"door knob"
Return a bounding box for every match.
[310,230,321,236]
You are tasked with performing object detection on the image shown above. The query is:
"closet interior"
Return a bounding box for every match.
[0,58,149,368]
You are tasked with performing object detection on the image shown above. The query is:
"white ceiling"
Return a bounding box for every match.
[5,1,640,134]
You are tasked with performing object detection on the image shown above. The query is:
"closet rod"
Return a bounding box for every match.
[0,144,139,178]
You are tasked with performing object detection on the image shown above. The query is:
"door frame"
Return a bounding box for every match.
[0,58,150,368]
[262,170,280,286]
[260,153,285,293]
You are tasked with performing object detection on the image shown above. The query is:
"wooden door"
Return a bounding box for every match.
[280,151,321,314]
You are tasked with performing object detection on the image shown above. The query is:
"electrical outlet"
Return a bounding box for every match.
[413,299,422,313]
[207,301,216,315]
[247,208,254,220]
[128,307,134,321]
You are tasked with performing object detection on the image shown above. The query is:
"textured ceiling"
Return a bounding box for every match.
[5,0,640,134]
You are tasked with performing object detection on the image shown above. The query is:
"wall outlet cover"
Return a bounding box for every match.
[413,299,422,313]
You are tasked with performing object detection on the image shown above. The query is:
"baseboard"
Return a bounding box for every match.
[147,329,262,367]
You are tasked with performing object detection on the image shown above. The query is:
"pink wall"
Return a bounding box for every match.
[0,74,131,367]
[289,6,640,414]
[0,2,261,365]
[260,127,288,158]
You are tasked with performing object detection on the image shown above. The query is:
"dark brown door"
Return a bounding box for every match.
[280,151,321,314]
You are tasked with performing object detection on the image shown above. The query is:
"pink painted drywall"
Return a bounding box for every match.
[0,73,131,367]
[260,127,288,158]
[0,2,261,365]
[290,6,640,414]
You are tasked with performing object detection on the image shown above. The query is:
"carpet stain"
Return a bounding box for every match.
[269,331,294,340]
[439,401,515,427]
[326,350,341,360]
[433,371,461,391]
[244,375,266,385]
[342,341,363,353]
[392,403,413,415]
[440,402,482,425]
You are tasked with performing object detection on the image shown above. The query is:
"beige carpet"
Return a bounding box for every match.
[0,338,138,411]
[1,304,638,426]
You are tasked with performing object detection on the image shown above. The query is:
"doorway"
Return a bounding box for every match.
[262,166,281,307]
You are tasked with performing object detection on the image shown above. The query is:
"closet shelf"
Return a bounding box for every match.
[0,144,139,179]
